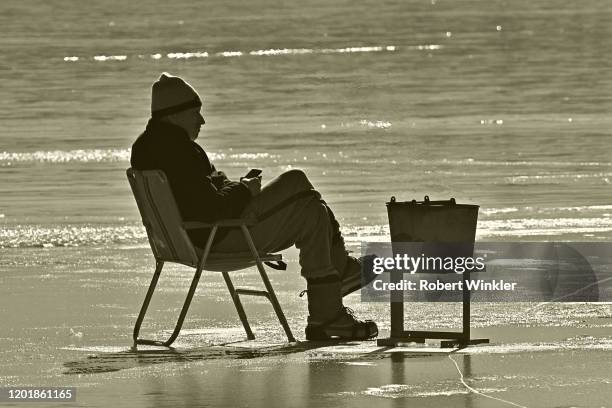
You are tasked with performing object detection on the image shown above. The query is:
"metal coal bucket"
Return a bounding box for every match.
[378,195,489,347]
[387,196,479,243]
[387,196,479,275]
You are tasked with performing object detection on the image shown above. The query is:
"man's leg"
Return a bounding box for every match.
[213,169,336,279]
[321,199,377,297]
[321,201,349,274]
[214,168,372,289]
[219,168,351,277]
[212,169,377,340]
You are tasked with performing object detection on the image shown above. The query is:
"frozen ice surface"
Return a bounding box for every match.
[1,246,611,407]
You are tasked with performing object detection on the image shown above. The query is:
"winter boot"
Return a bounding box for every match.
[305,276,378,341]
[340,255,378,297]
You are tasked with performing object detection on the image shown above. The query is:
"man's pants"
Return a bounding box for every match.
[213,169,347,279]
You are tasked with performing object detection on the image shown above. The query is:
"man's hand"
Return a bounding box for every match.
[240,176,261,196]
[211,171,228,189]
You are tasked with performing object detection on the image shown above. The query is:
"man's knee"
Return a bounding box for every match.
[281,169,312,189]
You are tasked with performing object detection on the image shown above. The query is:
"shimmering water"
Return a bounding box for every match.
[1,0,612,248]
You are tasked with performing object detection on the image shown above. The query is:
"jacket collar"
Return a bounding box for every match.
[145,118,190,142]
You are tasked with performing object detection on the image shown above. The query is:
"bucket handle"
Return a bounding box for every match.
[423,196,456,205]
[389,196,457,205]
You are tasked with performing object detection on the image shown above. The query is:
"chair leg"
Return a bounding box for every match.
[162,263,205,346]
[241,226,296,343]
[133,260,164,346]
[222,272,255,340]
[135,225,217,348]
[133,261,204,348]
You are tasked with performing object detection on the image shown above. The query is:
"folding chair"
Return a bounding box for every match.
[126,168,296,347]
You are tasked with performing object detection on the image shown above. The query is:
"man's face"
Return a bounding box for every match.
[168,107,206,141]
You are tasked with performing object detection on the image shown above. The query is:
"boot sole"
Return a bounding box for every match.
[305,324,378,341]
[305,325,334,341]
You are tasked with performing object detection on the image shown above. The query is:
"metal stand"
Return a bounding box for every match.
[377,269,489,348]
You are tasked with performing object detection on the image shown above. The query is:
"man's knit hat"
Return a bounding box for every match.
[151,73,202,118]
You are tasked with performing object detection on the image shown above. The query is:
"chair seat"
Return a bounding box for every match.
[196,250,283,272]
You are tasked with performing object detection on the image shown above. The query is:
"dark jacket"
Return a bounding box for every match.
[130,119,252,246]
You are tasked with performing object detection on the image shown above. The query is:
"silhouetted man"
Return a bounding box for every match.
[131,73,377,340]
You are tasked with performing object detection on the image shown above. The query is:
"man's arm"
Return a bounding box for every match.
[166,144,253,222]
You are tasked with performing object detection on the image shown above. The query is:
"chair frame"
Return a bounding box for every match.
[127,169,296,347]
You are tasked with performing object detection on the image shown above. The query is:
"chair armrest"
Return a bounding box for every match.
[183,218,256,229]
[182,221,215,229]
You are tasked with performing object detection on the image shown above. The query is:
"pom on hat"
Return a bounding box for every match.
[151,73,202,118]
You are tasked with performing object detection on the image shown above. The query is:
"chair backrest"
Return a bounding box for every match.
[126,168,199,266]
